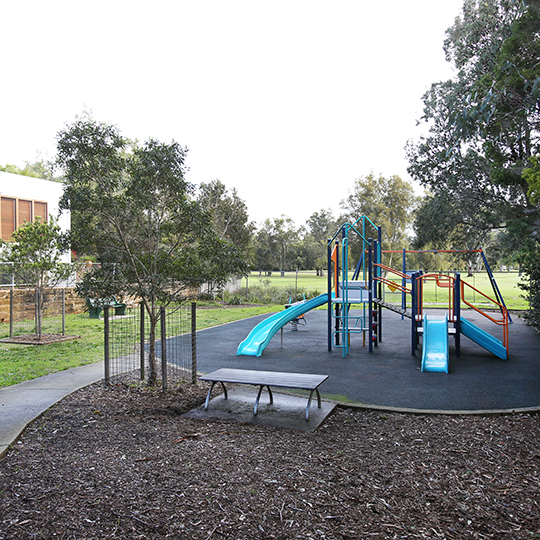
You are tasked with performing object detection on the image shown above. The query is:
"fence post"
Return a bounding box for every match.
[62,289,66,336]
[104,307,110,385]
[140,303,145,380]
[160,306,167,391]
[9,289,13,339]
[191,302,197,384]
[34,288,38,337]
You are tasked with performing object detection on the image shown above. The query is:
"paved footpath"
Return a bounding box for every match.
[0,362,104,458]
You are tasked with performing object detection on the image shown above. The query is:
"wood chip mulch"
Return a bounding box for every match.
[1,380,539,539]
[0,334,80,345]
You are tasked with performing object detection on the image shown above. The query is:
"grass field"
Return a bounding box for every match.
[0,305,279,389]
[240,270,528,310]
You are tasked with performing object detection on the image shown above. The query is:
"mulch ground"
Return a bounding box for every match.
[1,380,539,539]
[0,334,80,345]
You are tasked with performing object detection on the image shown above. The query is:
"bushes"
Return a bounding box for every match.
[519,248,540,332]
[223,280,321,306]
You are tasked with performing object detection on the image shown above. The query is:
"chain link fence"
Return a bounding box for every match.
[104,303,197,389]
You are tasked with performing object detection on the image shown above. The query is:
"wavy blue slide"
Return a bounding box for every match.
[237,293,329,357]
[421,314,449,373]
[460,317,507,360]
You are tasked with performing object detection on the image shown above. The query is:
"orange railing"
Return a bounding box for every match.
[415,273,456,322]
[414,273,508,355]
[373,263,411,294]
[460,279,509,353]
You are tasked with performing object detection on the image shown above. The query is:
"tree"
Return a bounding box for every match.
[406,0,540,327]
[340,174,419,267]
[196,179,255,258]
[255,216,299,276]
[56,118,247,385]
[0,161,59,182]
[306,209,337,275]
[0,217,73,340]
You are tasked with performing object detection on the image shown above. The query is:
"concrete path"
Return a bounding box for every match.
[0,362,104,458]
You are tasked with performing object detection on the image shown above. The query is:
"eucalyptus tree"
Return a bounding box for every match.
[340,173,419,267]
[57,118,247,385]
[406,0,540,327]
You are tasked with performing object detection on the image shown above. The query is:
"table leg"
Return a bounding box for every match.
[254,385,273,415]
[204,381,228,410]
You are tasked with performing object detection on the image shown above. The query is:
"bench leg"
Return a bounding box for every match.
[204,382,228,410]
[254,385,273,415]
[306,388,323,421]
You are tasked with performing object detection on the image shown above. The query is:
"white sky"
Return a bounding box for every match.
[1,0,462,226]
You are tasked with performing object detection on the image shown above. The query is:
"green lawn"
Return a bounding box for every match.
[241,270,528,310]
[0,305,279,389]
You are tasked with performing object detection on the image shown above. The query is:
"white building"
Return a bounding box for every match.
[0,171,70,262]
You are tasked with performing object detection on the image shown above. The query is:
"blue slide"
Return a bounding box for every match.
[237,293,329,357]
[460,317,507,360]
[421,314,449,373]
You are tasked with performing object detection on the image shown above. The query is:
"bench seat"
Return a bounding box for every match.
[199,368,329,421]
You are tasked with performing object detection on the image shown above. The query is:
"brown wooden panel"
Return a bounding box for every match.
[34,201,47,221]
[1,197,16,240]
[19,199,32,225]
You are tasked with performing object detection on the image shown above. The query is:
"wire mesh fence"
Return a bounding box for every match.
[0,287,84,341]
[105,303,197,389]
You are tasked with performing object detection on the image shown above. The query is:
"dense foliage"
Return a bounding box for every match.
[407,0,540,328]
[56,117,247,384]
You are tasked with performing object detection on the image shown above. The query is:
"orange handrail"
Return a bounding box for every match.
[460,280,509,352]
[373,262,409,280]
[375,276,411,294]
[412,273,509,355]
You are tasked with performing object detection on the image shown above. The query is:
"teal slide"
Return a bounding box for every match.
[460,317,507,360]
[421,314,449,373]
[237,293,329,357]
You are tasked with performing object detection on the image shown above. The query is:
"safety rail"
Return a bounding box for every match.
[414,273,509,356]
[373,262,412,295]
[373,262,409,281]
[375,275,410,294]
[460,279,509,353]
[415,273,456,322]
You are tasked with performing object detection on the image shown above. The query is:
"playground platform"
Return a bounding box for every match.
[194,307,540,412]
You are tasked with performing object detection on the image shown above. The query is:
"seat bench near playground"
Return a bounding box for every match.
[199,368,329,421]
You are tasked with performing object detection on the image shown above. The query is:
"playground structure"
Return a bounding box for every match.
[238,216,510,373]
[327,217,510,371]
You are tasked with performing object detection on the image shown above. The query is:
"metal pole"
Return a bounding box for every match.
[140,302,145,380]
[327,239,332,352]
[160,306,167,391]
[368,239,373,353]
[191,302,197,384]
[62,289,66,336]
[455,273,461,358]
[104,307,110,385]
[9,288,13,339]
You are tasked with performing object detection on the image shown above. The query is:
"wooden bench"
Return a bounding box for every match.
[86,297,127,319]
[199,368,329,421]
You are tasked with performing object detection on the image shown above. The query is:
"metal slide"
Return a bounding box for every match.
[236,293,329,357]
[460,317,508,360]
[421,314,449,373]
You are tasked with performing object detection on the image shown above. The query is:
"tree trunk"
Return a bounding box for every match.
[147,311,159,386]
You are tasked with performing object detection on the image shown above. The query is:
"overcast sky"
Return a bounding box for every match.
[1,0,463,226]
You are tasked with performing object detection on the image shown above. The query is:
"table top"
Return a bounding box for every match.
[199,368,328,390]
